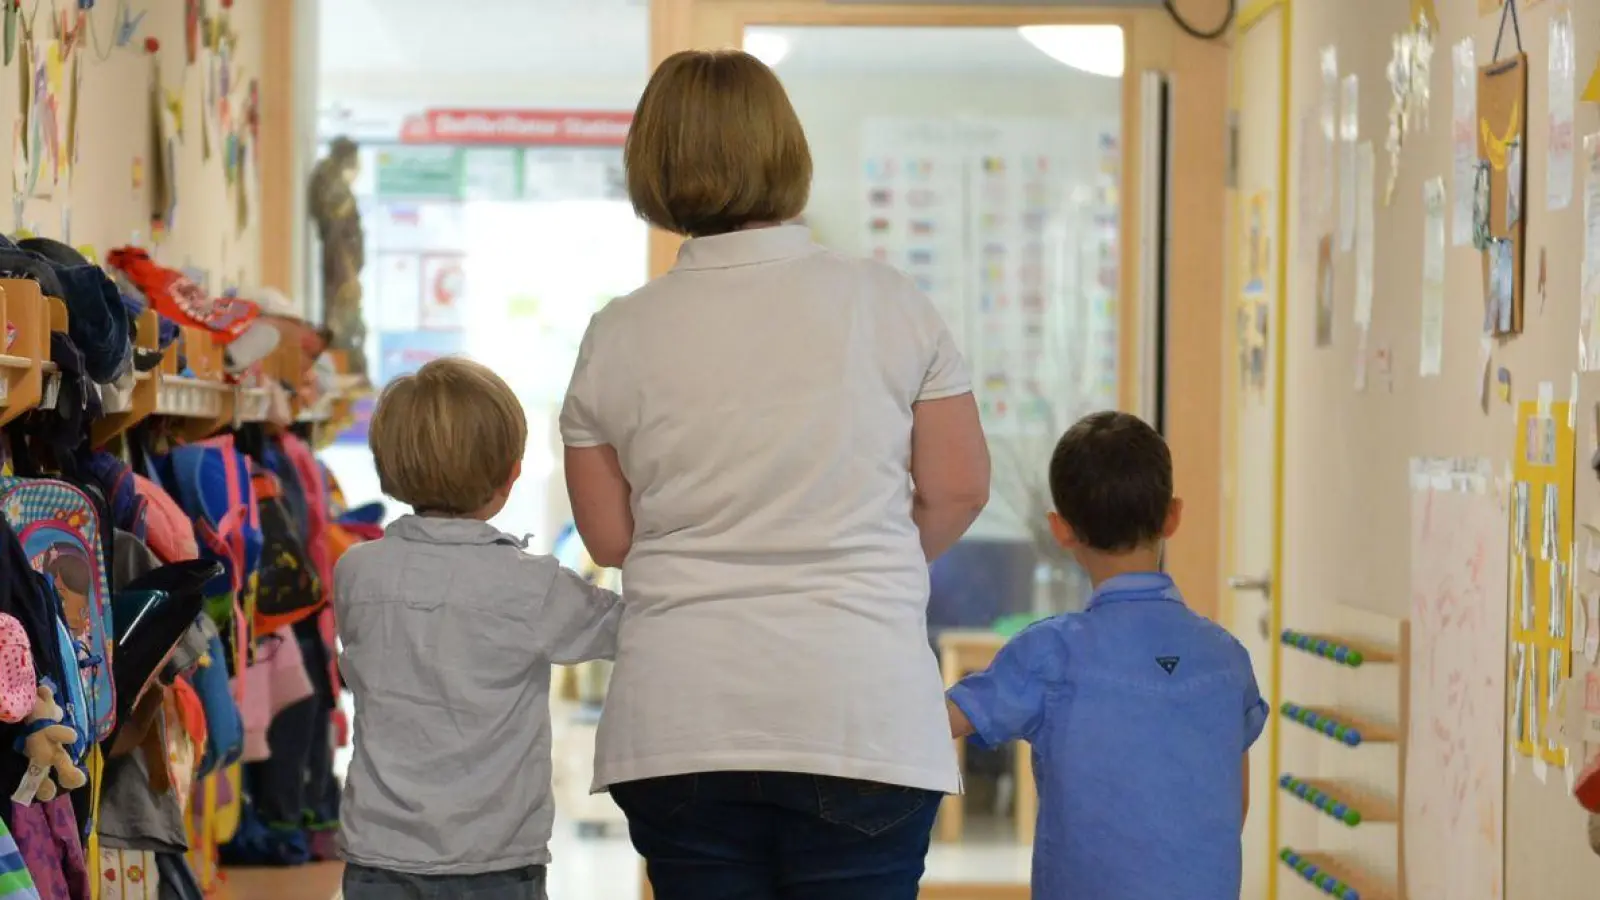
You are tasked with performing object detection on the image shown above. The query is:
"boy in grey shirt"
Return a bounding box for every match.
[337,358,621,900]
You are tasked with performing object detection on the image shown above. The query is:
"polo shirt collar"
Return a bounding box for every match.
[388,514,527,548]
[672,224,821,272]
[1086,571,1181,609]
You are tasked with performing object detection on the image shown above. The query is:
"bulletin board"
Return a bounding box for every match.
[1508,399,1575,768]
[0,1,266,288]
[1264,0,1600,896]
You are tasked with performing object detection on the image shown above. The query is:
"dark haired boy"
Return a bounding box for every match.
[947,411,1267,900]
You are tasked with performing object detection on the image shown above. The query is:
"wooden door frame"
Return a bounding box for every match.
[1226,1,1292,898]
[649,0,1231,625]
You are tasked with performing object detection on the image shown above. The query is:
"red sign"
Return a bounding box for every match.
[400,110,632,147]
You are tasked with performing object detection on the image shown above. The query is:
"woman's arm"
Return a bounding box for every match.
[910,392,990,561]
[564,444,635,569]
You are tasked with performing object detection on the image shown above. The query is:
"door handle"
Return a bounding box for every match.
[1228,574,1272,594]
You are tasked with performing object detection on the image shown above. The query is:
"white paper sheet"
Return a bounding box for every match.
[1421,178,1447,376]
[1340,75,1359,252]
[1548,8,1577,211]
[1320,47,1339,229]
[1355,142,1376,326]
[1582,134,1600,370]
[1451,38,1478,246]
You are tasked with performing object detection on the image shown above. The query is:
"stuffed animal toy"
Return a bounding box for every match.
[19,684,85,802]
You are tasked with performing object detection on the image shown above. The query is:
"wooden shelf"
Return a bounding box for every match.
[1281,702,1399,746]
[1281,629,1398,666]
[1280,849,1397,900]
[1278,774,1399,825]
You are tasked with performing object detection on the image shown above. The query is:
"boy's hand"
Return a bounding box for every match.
[947,697,975,740]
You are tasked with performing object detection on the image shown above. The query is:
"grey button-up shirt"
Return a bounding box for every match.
[335,515,621,875]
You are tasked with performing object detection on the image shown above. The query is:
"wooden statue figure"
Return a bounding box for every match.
[308,136,368,378]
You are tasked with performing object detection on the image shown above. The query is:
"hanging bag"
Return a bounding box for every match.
[0,478,116,743]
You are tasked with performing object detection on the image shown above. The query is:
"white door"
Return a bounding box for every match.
[1225,6,1285,900]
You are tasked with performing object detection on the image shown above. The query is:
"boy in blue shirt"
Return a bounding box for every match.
[948,411,1268,900]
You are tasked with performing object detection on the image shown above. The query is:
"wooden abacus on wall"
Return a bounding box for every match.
[1275,622,1409,900]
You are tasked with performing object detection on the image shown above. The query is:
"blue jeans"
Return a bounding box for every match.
[611,772,940,900]
[341,863,547,900]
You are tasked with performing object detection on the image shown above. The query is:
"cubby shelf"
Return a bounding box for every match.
[1280,702,1398,746]
[1278,774,1398,826]
[1280,629,1396,667]
[1279,848,1396,900]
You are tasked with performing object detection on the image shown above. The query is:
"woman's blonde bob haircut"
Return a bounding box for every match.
[625,49,813,237]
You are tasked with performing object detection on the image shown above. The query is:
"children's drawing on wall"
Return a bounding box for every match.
[1314,234,1334,348]
[1407,457,1506,900]
[1582,134,1600,369]
[1548,7,1576,210]
[1453,38,1478,245]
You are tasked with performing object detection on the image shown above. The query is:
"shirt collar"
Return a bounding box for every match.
[386,514,528,548]
[1086,571,1182,610]
[672,224,822,272]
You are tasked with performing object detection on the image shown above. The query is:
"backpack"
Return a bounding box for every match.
[0,477,116,743]
[249,470,322,634]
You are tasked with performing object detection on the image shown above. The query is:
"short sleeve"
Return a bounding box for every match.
[947,625,1057,749]
[559,315,607,448]
[1243,667,1269,751]
[535,560,623,666]
[908,289,971,403]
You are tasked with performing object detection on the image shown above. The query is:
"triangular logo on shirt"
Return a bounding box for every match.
[1156,656,1180,675]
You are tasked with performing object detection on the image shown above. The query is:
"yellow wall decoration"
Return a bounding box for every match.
[1510,399,1577,766]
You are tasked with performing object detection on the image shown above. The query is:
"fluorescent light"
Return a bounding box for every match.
[1018,25,1125,78]
[744,30,790,68]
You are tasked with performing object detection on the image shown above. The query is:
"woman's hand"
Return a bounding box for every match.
[565,444,635,568]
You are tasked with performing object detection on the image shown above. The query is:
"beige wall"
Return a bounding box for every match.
[1239,0,1600,896]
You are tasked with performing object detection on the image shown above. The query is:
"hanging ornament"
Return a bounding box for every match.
[1382,16,1434,204]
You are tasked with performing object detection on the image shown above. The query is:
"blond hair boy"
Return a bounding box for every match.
[337,357,622,900]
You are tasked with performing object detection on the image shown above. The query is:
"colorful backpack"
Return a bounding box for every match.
[154,439,262,607]
[249,470,322,634]
[0,477,116,743]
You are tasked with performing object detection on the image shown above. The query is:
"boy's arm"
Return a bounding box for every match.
[945,625,1055,747]
[539,563,623,666]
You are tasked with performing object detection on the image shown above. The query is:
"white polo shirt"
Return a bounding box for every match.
[560,225,967,793]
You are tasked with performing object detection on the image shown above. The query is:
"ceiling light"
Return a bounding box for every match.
[1018,25,1125,78]
[744,31,790,68]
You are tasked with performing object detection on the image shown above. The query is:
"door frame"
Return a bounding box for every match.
[1225,1,1293,898]
[649,0,1231,624]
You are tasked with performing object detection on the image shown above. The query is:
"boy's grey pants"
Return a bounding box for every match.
[342,863,548,900]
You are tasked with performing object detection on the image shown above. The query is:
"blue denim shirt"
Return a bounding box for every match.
[948,572,1268,900]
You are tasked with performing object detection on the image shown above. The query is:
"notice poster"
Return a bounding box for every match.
[1339,75,1359,252]
[1548,8,1576,211]
[1319,47,1339,230]
[1452,38,1479,245]
[1420,178,1447,376]
[1585,133,1600,370]
[1406,458,1507,900]
[419,253,466,331]
[1355,142,1376,327]
[860,117,1112,435]
[860,119,967,348]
